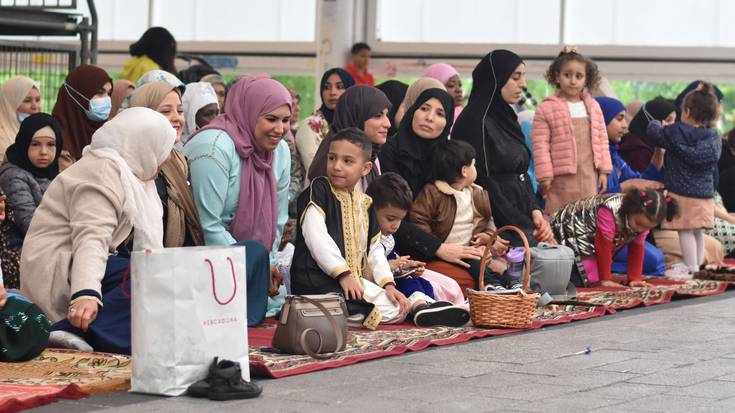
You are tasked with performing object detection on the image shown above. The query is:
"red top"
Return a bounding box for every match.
[345,64,375,86]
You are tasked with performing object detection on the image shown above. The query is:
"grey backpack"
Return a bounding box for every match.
[529,243,576,301]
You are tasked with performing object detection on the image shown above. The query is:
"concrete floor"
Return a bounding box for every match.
[28,290,735,413]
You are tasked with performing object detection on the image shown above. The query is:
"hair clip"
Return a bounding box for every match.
[643,199,653,207]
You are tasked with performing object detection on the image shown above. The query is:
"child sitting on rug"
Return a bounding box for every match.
[550,188,679,288]
[290,128,411,330]
[365,172,470,327]
[411,140,512,290]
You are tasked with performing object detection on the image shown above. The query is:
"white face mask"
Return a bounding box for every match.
[17,112,30,122]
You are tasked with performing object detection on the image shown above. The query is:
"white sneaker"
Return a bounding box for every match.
[665,263,694,280]
[48,330,93,352]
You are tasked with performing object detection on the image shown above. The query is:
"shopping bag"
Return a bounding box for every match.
[130,245,248,396]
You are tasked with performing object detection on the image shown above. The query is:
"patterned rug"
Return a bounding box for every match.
[249,278,731,378]
[576,278,730,310]
[248,304,608,378]
[2,279,731,412]
[0,349,131,413]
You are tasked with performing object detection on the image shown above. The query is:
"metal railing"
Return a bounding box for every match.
[0,0,77,8]
[0,0,97,64]
[0,40,77,111]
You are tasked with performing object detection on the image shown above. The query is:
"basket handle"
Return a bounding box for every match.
[477,225,532,292]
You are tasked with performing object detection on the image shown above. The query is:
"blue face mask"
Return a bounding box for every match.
[17,112,30,122]
[63,82,111,122]
[86,96,112,122]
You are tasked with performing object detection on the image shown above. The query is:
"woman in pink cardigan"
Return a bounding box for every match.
[532,48,612,214]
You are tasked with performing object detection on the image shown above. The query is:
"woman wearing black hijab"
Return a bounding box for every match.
[380,87,454,196]
[619,98,677,172]
[308,85,391,189]
[296,68,355,173]
[376,80,409,137]
[452,49,554,246]
[0,113,62,250]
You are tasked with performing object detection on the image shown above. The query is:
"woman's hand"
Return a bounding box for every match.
[436,243,484,268]
[598,174,608,194]
[384,284,411,316]
[338,274,363,301]
[68,300,99,332]
[532,210,555,244]
[269,266,283,297]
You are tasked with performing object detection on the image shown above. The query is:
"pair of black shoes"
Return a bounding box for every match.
[413,301,470,327]
[187,358,262,401]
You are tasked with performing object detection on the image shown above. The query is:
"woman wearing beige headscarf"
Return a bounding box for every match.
[110,79,134,119]
[0,76,41,159]
[128,82,204,247]
[393,77,446,127]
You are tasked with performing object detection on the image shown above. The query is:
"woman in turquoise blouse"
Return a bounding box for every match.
[184,76,292,325]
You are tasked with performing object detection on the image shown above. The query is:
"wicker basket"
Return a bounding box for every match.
[467,225,540,329]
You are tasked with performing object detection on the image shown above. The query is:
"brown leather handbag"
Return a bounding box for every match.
[272,293,349,359]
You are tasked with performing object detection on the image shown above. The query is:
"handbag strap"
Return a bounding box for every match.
[292,295,345,360]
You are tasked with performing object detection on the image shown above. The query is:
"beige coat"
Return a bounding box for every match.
[20,152,133,322]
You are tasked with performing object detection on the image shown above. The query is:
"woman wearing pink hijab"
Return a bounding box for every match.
[422,63,464,121]
[184,76,292,326]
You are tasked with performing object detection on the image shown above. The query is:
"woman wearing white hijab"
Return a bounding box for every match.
[182,81,219,140]
[0,76,41,159]
[20,107,175,354]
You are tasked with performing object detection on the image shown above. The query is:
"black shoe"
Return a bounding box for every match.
[187,357,218,398]
[207,359,263,401]
[414,301,470,327]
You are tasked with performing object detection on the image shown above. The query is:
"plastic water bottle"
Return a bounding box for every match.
[506,247,525,287]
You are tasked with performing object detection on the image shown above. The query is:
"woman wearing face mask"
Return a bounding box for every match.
[0,113,62,255]
[52,64,113,170]
[129,82,205,248]
[184,77,292,326]
[452,50,555,246]
[296,68,355,173]
[0,76,42,160]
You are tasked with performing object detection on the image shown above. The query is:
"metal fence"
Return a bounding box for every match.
[0,0,77,8]
[0,40,77,111]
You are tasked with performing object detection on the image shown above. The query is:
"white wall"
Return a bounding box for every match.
[25,0,316,42]
[377,0,735,48]
[377,0,560,44]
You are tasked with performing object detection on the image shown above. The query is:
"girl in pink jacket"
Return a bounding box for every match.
[532,48,612,214]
